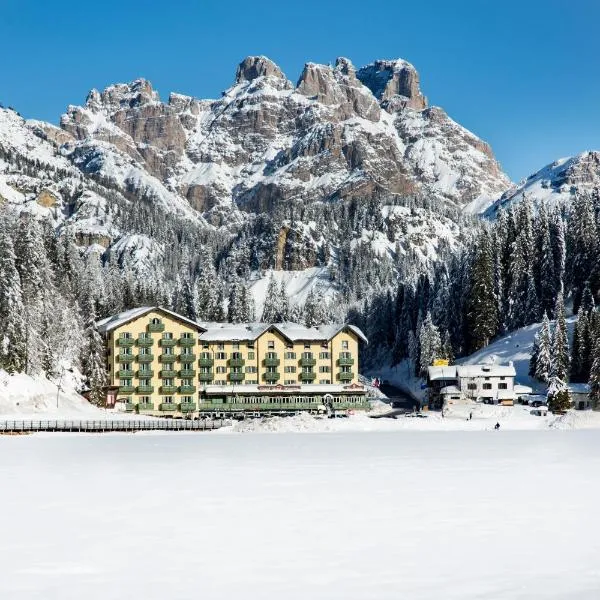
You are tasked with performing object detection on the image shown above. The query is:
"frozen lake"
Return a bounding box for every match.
[1,430,599,599]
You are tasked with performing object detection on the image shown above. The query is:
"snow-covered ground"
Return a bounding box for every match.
[1,430,600,599]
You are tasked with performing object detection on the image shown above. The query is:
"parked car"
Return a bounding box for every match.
[527,396,547,408]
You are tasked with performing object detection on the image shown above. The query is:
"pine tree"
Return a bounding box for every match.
[261,277,280,322]
[0,224,26,373]
[531,312,552,383]
[589,338,600,409]
[80,296,108,406]
[418,313,442,378]
[570,309,589,383]
[467,231,498,351]
[547,376,571,413]
[551,292,570,381]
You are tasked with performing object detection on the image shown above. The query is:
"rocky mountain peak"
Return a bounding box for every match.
[235,56,287,83]
[357,59,427,111]
[85,78,159,113]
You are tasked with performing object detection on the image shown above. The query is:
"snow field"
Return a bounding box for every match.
[1,431,600,599]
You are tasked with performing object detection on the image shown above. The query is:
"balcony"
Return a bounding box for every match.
[198,357,214,367]
[159,403,177,412]
[199,372,214,382]
[116,337,135,348]
[229,372,245,382]
[137,354,154,363]
[136,370,154,378]
[180,402,197,412]
[118,351,135,361]
[118,386,135,394]
[179,337,196,347]
[179,369,196,378]
[118,369,135,378]
[159,354,177,363]
[137,337,154,347]
[179,354,196,364]
[338,357,355,366]
[263,357,280,367]
[338,372,354,381]
[138,402,154,411]
[228,358,245,367]
[300,357,316,367]
[159,385,178,394]
[300,372,316,382]
[159,369,178,378]
[147,322,165,333]
[159,338,177,348]
[179,385,196,394]
[123,402,135,412]
[263,372,280,382]
[136,385,154,394]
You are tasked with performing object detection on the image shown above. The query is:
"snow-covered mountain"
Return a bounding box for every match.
[0,54,514,308]
[485,151,600,217]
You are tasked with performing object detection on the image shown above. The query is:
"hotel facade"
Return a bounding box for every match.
[97,307,369,415]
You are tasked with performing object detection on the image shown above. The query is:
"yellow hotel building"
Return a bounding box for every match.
[97,307,369,415]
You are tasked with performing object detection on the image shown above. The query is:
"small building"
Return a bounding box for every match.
[427,362,517,406]
[568,383,591,410]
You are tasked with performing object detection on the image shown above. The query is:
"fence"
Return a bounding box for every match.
[0,419,227,433]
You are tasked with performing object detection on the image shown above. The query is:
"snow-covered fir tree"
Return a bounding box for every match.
[550,292,570,381]
[418,312,442,378]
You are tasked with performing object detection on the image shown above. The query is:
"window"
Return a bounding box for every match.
[139,378,151,386]
[164,347,174,355]
[200,367,211,374]
[284,379,297,385]
[285,342,293,349]
[500,376,505,380]
[233,342,240,350]
[284,366,296,373]
[216,352,226,360]
[342,340,349,350]
[139,363,151,372]
[200,352,211,359]
[482,383,492,390]
[266,352,277,359]
[182,348,193,355]
[162,396,173,404]
[247,342,255,349]
[302,352,313,359]
[319,379,331,385]
[120,363,132,371]
[319,352,330,360]
[151,318,161,325]
[216,366,227,374]
[181,396,193,403]
[304,343,310,349]
[119,332,132,339]
[162,378,174,386]
[285,352,296,360]
[302,366,313,373]
[182,378,193,386]
[340,351,351,359]
[248,351,255,360]
[119,378,132,386]
[217,343,225,351]
[245,366,257,373]
[467,383,477,390]
[319,366,331,373]
[214,380,227,385]
[182,332,193,339]
[140,396,150,404]
[246,380,258,385]
[268,340,275,349]
[139,347,150,355]
[162,332,173,340]
[266,366,277,373]
[341,366,351,373]
[498,383,508,390]
[139,332,151,339]
[202,342,209,349]
[484,377,490,381]
[232,352,242,359]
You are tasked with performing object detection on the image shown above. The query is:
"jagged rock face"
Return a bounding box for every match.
[56,55,509,216]
[357,59,427,111]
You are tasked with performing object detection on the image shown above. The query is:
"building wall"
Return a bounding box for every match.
[459,375,515,399]
[104,313,364,414]
[106,309,200,414]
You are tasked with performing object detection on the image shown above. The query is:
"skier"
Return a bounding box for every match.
[469,412,473,420]
[494,422,500,430]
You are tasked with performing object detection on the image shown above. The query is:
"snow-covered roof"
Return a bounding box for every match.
[427,366,458,381]
[568,383,590,394]
[198,322,368,344]
[201,384,367,395]
[440,385,461,395]
[456,364,516,378]
[514,384,534,394]
[497,390,516,400]
[97,307,206,333]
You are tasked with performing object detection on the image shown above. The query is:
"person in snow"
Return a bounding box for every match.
[469,412,473,420]
[494,422,500,430]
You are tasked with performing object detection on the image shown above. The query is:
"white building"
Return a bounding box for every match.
[427,362,518,405]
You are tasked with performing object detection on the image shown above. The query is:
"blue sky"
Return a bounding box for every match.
[1,0,598,181]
